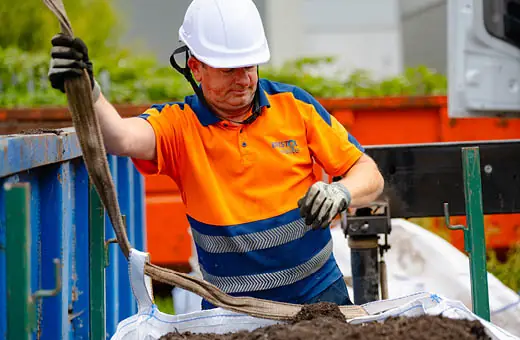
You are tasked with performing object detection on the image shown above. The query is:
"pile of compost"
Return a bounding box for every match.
[159,302,491,340]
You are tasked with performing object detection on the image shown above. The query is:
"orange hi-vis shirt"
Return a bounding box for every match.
[132,78,364,308]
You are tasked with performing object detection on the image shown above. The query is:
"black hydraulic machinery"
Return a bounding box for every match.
[336,140,520,309]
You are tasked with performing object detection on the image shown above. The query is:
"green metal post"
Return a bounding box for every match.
[89,185,106,339]
[461,147,490,321]
[5,183,34,340]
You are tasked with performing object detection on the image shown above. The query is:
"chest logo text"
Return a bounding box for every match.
[271,140,300,154]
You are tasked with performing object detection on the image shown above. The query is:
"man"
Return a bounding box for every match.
[48,0,384,308]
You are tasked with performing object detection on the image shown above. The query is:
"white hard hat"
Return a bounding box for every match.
[179,0,270,69]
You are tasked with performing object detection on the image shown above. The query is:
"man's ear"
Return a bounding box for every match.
[187,57,203,82]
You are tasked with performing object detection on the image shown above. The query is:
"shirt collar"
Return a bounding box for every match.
[188,80,271,127]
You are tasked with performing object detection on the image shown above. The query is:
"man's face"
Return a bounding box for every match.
[188,57,258,114]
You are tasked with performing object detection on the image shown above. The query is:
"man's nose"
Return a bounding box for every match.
[234,68,252,85]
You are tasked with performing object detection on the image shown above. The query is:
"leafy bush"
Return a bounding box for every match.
[0,0,122,56]
[261,56,447,98]
[0,47,67,108]
[487,246,520,293]
[0,49,447,108]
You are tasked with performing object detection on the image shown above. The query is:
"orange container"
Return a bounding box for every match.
[2,96,520,266]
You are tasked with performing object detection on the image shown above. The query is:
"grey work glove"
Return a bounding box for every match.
[298,181,352,229]
[48,34,100,101]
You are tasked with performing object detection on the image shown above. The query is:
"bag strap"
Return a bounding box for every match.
[129,248,154,311]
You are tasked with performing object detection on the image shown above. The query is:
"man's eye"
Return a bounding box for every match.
[223,69,234,73]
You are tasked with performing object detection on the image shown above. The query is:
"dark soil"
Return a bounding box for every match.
[18,128,63,135]
[291,301,346,323]
[159,302,491,340]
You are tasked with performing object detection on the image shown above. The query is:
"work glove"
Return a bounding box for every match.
[298,181,352,229]
[48,34,100,100]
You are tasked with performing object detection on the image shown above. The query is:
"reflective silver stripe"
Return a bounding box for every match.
[200,240,333,293]
[191,218,312,254]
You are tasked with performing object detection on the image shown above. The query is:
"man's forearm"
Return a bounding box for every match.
[93,92,129,156]
[92,91,157,160]
[338,155,384,208]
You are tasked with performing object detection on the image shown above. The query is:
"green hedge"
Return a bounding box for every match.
[488,246,520,293]
[0,0,122,55]
[0,48,447,108]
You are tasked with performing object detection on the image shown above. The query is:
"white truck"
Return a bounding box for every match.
[448,0,520,118]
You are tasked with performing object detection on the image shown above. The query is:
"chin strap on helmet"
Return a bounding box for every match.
[169,45,262,125]
[170,45,209,108]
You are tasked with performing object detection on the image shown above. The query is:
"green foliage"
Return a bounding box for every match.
[0,50,447,108]
[259,56,351,98]
[260,56,447,98]
[487,245,520,293]
[0,0,123,56]
[94,51,193,104]
[0,0,125,108]
[154,294,175,315]
[0,47,67,108]
[0,46,193,108]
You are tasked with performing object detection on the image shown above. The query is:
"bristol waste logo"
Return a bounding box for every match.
[271,139,300,154]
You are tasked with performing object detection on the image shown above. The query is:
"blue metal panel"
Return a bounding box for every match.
[118,157,136,245]
[28,173,41,340]
[39,162,73,339]
[133,166,146,252]
[71,160,90,339]
[104,154,120,339]
[116,157,136,320]
[64,163,75,340]
[0,129,82,178]
[0,131,147,340]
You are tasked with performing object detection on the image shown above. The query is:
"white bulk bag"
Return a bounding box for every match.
[111,249,519,340]
[331,218,520,337]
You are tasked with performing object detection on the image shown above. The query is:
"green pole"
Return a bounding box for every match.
[5,183,34,340]
[461,147,490,321]
[89,185,106,339]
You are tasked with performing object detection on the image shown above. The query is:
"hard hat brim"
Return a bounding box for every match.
[194,49,271,69]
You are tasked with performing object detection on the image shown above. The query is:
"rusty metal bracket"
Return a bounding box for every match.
[32,258,62,300]
[104,215,127,267]
[104,238,118,268]
[443,203,466,231]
